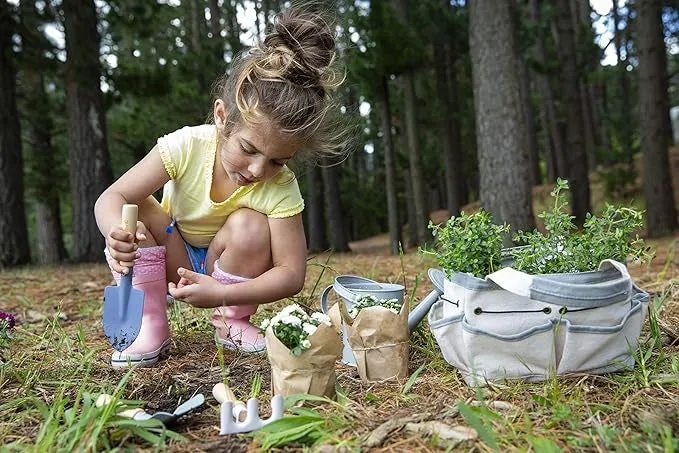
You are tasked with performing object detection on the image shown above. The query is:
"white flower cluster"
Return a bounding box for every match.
[260,304,331,355]
[349,295,402,318]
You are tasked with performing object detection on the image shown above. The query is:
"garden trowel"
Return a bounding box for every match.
[103,204,144,352]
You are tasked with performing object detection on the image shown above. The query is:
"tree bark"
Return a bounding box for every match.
[612,2,632,161]
[394,0,430,246]
[638,0,677,237]
[20,1,67,264]
[63,0,113,262]
[530,0,567,179]
[209,0,224,64]
[321,161,349,252]
[24,72,68,264]
[554,0,590,223]
[0,0,31,267]
[469,0,534,242]
[433,36,462,217]
[518,55,541,187]
[377,76,402,255]
[306,164,328,252]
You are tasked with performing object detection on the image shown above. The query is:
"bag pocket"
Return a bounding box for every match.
[556,295,649,375]
[429,299,468,372]
[462,319,557,385]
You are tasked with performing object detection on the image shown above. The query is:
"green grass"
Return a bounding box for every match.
[0,249,678,451]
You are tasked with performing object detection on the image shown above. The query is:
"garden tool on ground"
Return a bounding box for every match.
[103,204,145,352]
[96,393,205,425]
[212,383,284,435]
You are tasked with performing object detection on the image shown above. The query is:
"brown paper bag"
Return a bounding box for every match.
[265,317,342,399]
[335,298,410,383]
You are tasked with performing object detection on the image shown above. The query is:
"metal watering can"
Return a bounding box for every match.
[319,269,445,366]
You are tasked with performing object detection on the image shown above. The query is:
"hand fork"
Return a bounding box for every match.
[212,383,284,435]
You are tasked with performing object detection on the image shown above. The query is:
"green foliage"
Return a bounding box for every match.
[2,370,184,451]
[512,179,651,274]
[249,393,356,451]
[426,210,510,278]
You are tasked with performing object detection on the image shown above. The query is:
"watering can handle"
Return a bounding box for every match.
[119,204,138,268]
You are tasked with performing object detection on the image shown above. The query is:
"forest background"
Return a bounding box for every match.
[0,0,678,265]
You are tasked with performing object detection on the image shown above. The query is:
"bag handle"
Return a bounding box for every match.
[485,259,631,299]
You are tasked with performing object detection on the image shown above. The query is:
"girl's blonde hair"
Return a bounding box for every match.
[213,5,347,159]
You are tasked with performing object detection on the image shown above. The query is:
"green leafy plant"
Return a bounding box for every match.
[426,210,510,278]
[511,179,651,274]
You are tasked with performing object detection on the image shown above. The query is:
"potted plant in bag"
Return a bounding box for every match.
[424,179,653,386]
[261,304,342,398]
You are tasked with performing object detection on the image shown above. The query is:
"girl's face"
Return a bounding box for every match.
[214,100,301,186]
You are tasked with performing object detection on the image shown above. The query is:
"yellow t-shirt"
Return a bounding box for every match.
[157,125,305,248]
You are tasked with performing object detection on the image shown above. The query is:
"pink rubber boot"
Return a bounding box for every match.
[105,246,171,368]
[211,261,265,353]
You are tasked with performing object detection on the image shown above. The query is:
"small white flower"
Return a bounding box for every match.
[302,322,317,335]
[311,312,331,326]
[301,339,311,349]
[281,314,302,326]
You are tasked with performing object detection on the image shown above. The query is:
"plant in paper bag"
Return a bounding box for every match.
[334,295,409,383]
[260,304,331,356]
[262,304,342,398]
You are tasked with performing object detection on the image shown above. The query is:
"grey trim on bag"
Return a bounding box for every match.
[448,267,636,308]
[429,298,645,340]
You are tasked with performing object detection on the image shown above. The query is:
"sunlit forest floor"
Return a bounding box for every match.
[1,172,679,451]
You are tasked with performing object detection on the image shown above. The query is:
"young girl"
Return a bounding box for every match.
[95,6,344,368]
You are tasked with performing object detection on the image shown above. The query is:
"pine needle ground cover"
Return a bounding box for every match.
[1,239,678,452]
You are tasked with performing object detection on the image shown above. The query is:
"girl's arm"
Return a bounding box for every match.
[169,214,307,307]
[94,145,170,238]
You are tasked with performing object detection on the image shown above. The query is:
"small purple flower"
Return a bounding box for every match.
[0,312,16,329]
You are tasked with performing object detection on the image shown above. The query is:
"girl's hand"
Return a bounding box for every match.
[168,268,226,308]
[106,221,148,274]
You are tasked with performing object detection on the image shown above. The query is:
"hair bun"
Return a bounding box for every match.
[263,8,336,89]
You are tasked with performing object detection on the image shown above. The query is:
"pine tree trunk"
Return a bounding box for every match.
[321,161,349,252]
[530,0,567,179]
[63,0,113,262]
[638,0,677,237]
[210,0,224,64]
[394,0,430,246]
[404,169,418,248]
[518,54,541,187]
[306,164,328,252]
[226,0,242,57]
[612,3,632,161]
[377,76,402,255]
[469,0,534,241]
[433,37,462,217]
[25,72,67,263]
[554,0,590,223]
[0,0,31,268]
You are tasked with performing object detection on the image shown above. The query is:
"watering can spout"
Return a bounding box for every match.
[407,268,445,333]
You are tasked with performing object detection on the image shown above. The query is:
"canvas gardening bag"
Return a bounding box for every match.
[428,259,649,386]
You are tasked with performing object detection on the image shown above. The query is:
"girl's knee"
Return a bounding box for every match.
[223,208,271,254]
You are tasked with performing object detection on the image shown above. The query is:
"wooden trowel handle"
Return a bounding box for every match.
[120,204,138,268]
[95,393,147,419]
[212,383,247,422]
